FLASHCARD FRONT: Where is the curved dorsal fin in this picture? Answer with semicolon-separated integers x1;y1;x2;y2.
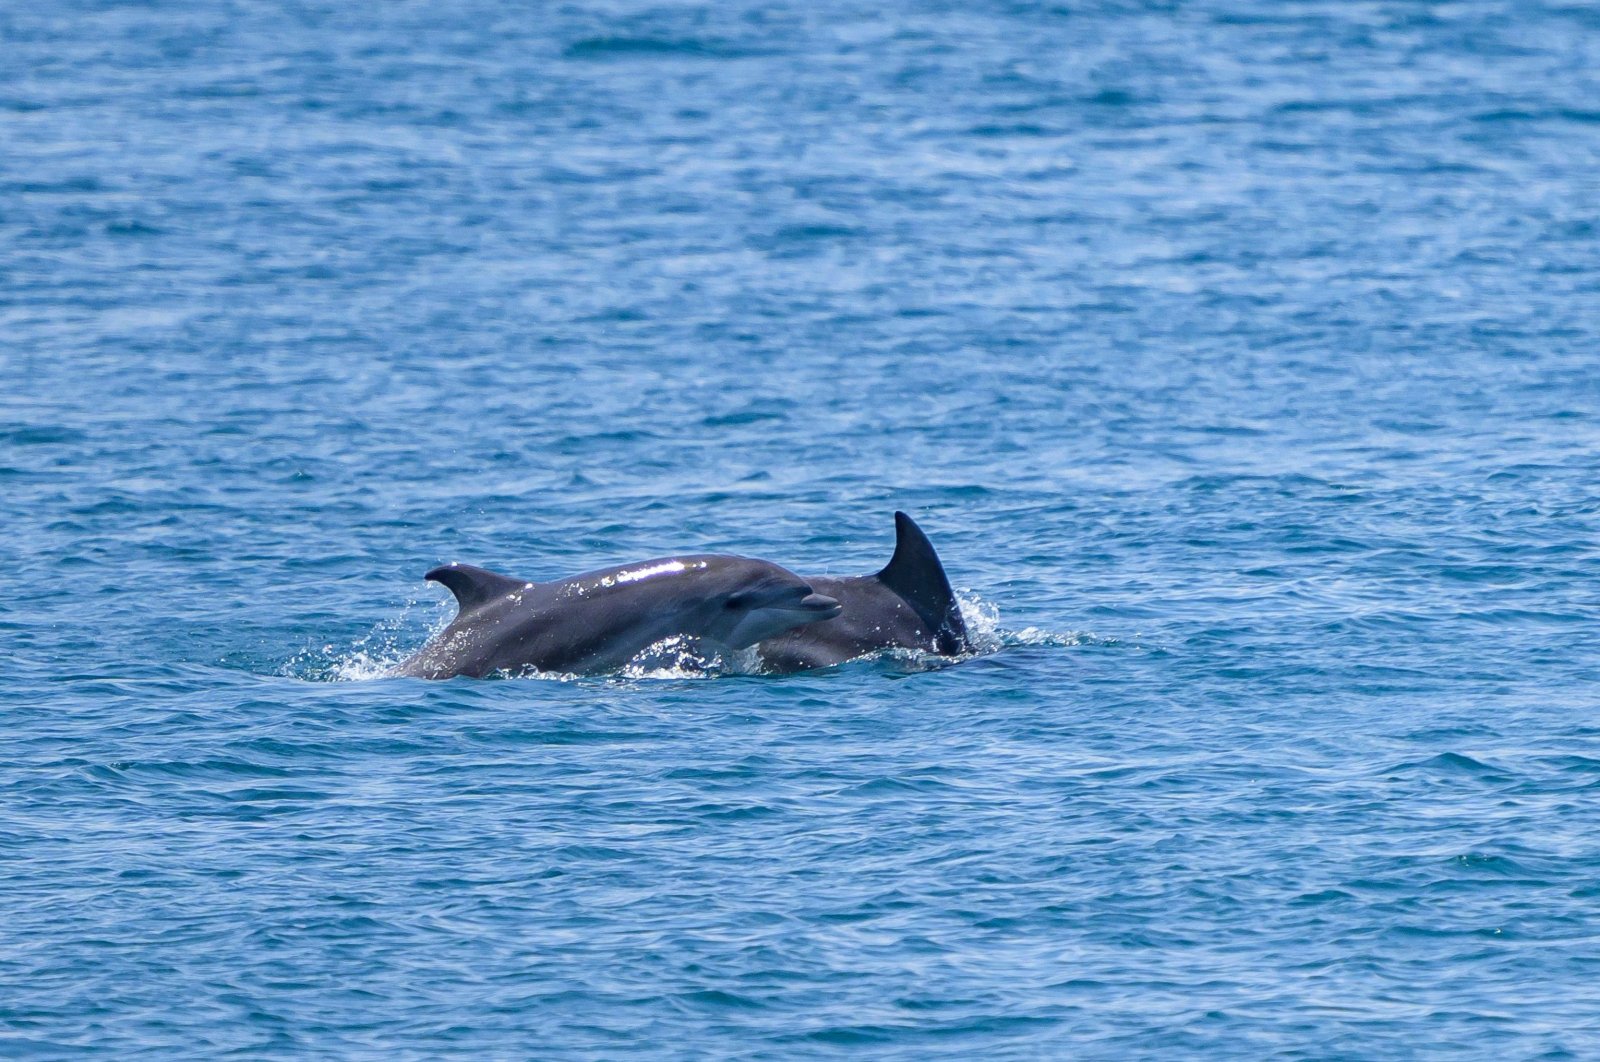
876;511;969;650
425;563;528;614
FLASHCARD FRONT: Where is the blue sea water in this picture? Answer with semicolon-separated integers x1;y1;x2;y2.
6;0;1600;1055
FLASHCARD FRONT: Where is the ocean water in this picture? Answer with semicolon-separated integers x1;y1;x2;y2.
6;0;1600;1055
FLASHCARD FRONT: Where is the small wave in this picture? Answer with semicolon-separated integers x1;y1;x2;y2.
1377;751;1517;784
562;37;770;61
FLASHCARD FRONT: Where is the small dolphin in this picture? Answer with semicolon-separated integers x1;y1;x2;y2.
755;512;972;672
395;555;842;679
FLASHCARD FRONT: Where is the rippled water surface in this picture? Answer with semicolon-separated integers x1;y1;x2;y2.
7;1;1600;1056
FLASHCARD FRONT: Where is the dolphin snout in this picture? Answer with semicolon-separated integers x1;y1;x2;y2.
799;592;842;619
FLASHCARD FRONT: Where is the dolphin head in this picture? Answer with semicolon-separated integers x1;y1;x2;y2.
696;557;842;650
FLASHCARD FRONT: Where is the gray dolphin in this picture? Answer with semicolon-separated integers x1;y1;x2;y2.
395;555;843;679
755;512;972;672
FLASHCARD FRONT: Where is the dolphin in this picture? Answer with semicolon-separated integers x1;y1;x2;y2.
394;555;843;679
755;512;972;672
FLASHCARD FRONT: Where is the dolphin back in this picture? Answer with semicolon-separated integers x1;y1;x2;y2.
875;512;969;654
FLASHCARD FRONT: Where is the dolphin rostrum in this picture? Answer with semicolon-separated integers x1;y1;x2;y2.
755;511;972;672
394;554;843;679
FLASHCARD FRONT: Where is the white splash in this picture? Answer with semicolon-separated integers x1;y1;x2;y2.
956;590;1004;654
285;594;454;682
618;635;761;680
955;591;1095;651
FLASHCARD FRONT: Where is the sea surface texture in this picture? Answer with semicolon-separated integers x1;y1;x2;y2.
6;1;1600;1057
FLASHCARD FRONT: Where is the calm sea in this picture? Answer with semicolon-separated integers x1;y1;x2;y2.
6;1;1600;1056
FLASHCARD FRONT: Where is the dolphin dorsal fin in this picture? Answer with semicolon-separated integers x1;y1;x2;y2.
876;512;969;649
425;563;529;614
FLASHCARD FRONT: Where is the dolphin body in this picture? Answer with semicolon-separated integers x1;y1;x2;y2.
755;512;972;672
395;555;843;679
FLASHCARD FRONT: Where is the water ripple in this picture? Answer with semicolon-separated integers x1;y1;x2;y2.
7;0;1600;1056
